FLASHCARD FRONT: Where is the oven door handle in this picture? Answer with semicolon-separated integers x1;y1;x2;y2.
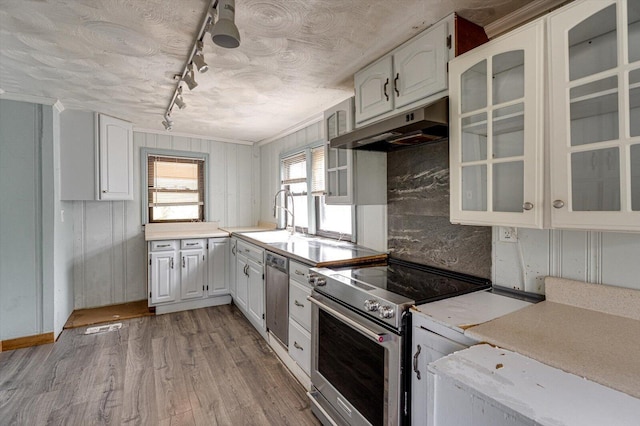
307;295;389;343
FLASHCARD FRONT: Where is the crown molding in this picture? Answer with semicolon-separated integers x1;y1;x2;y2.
133;127;254;146
258;112;324;147
0;91;65;109
484;0;570;39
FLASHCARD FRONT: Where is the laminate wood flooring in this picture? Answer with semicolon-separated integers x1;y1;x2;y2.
0;304;320;426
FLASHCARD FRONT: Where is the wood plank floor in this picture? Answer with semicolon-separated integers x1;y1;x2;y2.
0;304;320;425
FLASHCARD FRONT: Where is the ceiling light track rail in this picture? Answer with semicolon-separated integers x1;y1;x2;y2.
163;0;240;131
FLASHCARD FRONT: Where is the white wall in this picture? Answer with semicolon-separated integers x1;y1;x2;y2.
259;119;387;251
72;131;260;309
0;99;73;340
492;227;640;293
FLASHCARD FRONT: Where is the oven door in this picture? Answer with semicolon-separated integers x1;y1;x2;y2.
308;291;402;426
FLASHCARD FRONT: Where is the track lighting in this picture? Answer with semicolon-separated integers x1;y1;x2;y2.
175;86;186;110
183;64;198;90
211;0;240;49
162;114;173;131
192;41;208;73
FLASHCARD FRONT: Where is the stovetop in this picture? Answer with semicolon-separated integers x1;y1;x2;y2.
310;258;491;331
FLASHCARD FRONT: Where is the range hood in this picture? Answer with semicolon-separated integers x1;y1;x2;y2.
330;97;448;151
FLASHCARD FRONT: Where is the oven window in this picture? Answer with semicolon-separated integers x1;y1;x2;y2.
318;310;385;426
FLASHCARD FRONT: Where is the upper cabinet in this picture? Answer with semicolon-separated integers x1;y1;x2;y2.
449;20;545;228
60;110;133;201
97;114;133;200
354;14;488;127
548;0;640;232
323;97;387;205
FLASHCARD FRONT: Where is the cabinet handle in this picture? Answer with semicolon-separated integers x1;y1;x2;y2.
170;258;174;269
522;202;534;211
186;242;198;246
244;248;250;253
294;300;304;307
394;73;400;96
156;244;170;248
553;200;565;209
232;245;236;255
383;78;389;101
293;341;303;350
413;344;421;380
102;190;108;193
182;257;185;268
294;270;305;276
244;264;249;276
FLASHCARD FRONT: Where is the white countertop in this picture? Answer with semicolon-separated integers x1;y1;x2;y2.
145;222;228;241
412;290;532;334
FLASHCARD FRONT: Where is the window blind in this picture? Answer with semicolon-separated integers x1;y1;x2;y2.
281;151;307;185
311;146;325;195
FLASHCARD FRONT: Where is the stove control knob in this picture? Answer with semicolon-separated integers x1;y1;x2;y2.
307;274;317;285
364;299;380;311
315;278;326;286
379;306;395;319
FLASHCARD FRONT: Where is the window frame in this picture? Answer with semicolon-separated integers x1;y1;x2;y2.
279;143;355;241
140;148;209;224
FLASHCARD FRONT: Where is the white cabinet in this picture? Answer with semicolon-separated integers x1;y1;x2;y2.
228;238;237;298
149;249;178;305
148;237;230;313
449;20;545;228
97;114;133;200
354;14;487;127
323;97;388;205
288;260;312;376
234;240;265;332
548;0;640;232
411;325;468;426
60;110;133;201
208;238;228;296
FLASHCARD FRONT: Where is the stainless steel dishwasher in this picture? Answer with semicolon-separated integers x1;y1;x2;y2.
265;251;289;346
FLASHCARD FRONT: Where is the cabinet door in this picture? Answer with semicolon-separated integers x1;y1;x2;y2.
235;255;248;310
354;56;394;124
229;239;237;298
411;326;467;426
449;20;545;228
149;251;178;304
325;146;353;204
208;238;229;296
246;257;265;331
549;0;640;231
98;114;133;201
393;21;448;109
180;249;205;300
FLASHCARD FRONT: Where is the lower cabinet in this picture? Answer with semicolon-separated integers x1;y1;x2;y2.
288;261;312;377
148;237;230;314
233;240;266;334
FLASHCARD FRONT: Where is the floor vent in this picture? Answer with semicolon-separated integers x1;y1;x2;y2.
84;323;122;335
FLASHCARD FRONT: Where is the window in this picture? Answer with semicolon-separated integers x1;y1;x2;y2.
143;150;208;223
280;145;353;239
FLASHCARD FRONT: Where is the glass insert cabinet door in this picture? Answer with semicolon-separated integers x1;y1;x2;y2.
324;97;354;205
549;0;640;231
449;20;544;228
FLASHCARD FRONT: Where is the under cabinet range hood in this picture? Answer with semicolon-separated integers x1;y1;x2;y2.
330;97;449;151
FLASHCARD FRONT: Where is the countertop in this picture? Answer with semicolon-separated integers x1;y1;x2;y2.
234;230;387;267
466;277;640;400
145;222;228;241
412;290;532;334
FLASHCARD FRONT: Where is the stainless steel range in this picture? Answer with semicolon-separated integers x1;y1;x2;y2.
306;258;490;426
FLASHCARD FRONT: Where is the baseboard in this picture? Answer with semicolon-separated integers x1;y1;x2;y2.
154;295;232;315
1;332;54;352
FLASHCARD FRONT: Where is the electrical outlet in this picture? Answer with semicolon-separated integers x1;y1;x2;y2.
499;226;518;243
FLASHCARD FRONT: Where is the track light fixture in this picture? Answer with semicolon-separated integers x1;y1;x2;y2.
183;64;198;90
162;0;242;130
162;113;173;131
211;0;240;49
192;41;208;73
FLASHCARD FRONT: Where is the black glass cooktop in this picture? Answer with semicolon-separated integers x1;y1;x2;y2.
334;258;491;304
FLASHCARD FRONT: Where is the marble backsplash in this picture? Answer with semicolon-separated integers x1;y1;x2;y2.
387;140;492;279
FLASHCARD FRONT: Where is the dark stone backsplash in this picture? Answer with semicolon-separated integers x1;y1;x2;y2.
387;140;492;279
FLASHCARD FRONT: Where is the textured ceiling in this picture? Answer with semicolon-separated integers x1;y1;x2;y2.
0;0;533;143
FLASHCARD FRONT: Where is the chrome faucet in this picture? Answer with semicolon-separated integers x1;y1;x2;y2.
273;188;295;235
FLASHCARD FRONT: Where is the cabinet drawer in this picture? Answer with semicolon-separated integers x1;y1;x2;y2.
237;241;263;264
289;260;311;285
289;280;312;331
289;319;311;375
150;240;177;251
181;239;206;250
